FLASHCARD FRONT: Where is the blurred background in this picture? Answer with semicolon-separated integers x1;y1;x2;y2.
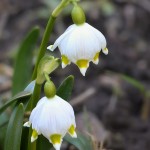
0;0;150;150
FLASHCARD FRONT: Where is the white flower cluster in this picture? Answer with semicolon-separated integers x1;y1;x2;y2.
48;23;108;76
24;96;76;150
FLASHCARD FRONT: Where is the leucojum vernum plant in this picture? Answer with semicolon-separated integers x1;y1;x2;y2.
0;0;108;150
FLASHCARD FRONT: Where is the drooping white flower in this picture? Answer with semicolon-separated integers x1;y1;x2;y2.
47;23;108;76
24;95;77;150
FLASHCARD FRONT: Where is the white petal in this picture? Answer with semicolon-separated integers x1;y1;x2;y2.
69;131;77;138
53;143;61;150
79;68;87;76
29;98;47;132
29;95;76;141
47;24;75;51
59;24;101;63
61;61;70;69
36;96;74;139
47;45;53;51
102;47;108;55
23;121;31;127
86;23;107;49
62;62;67;68
72;132;77;138
31;136;37;143
93;59;99;65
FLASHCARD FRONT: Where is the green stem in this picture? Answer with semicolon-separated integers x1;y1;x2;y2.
30;83;42;109
32;16;56;80
44;72;50;82
52;0;71;17
27;130;36;150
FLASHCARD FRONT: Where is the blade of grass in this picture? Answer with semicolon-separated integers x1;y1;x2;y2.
64;132;93;150
121;74;145;93
57;75;74;101
4;103;24;150
12;27;39;95
0;91;31;115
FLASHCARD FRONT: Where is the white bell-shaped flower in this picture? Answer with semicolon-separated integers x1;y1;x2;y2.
24;95;77;150
47;23;108;76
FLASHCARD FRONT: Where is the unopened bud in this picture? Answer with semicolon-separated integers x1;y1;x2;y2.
44;81;56;98
71;4;86;25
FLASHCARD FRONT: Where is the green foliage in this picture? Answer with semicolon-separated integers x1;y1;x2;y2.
4;103;24;150
57;75;74;101
1;1;100;150
0;114;8;150
0;91;31;115
36;56;60;84
121;74;145;93
20;128;29;150
36;135;52;150
64;132;93;150
12;27;40;95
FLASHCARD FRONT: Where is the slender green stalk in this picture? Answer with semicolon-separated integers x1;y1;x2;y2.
30;83;42;109
44;72;50;82
52;0;71;17
32;16;56;80
27;129;36;150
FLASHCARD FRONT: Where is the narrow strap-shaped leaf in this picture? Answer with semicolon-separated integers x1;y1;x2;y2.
57;75;74;101
4;103;24;150
20;128;29;150
36;135;53;150
121;74;145;93
64;132;93;150
0;91;31;115
12;27;40;95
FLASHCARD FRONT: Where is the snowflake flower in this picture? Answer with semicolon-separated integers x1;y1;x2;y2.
47;23;108;76
24;96;76;150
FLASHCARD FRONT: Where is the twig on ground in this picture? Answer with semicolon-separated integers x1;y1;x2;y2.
70;87;96;106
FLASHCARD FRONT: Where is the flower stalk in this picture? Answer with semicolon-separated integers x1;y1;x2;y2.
32;16;56;80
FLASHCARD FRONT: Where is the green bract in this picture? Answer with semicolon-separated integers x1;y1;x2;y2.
36;56;60;84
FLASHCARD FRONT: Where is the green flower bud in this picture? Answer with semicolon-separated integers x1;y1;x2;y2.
44;81;56;98
36;56;60;84
71;4;86;25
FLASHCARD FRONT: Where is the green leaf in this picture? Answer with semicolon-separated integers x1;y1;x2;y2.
0;113;8;149
12;27;40;95
36;135;52;150
0;112;9;127
120;74;145;93
20;128;29;150
24;80;35;93
0;123;7;150
4;103;24;150
0;91;31;115
64;132;93;150
57;75;74;101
